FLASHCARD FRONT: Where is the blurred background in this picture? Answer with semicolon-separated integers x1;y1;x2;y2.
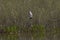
0;0;60;40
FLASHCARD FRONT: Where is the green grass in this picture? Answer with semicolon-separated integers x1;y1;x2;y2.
0;25;45;40
5;25;19;32
0;25;19;40
0;25;60;40
31;25;45;39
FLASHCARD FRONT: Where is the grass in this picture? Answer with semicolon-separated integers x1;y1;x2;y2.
0;25;45;40
0;25;19;40
0;25;60;40
31;25;45;39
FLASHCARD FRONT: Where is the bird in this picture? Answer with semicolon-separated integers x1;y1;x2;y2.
29;11;33;19
27;11;33;28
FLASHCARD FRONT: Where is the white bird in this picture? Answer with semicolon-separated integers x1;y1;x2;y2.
29;11;33;19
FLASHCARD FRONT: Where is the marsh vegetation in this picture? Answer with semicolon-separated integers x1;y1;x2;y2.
0;0;60;40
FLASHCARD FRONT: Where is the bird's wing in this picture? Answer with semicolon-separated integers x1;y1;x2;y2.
29;11;33;17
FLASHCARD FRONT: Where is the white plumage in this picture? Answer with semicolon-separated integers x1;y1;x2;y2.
29;11;33;19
